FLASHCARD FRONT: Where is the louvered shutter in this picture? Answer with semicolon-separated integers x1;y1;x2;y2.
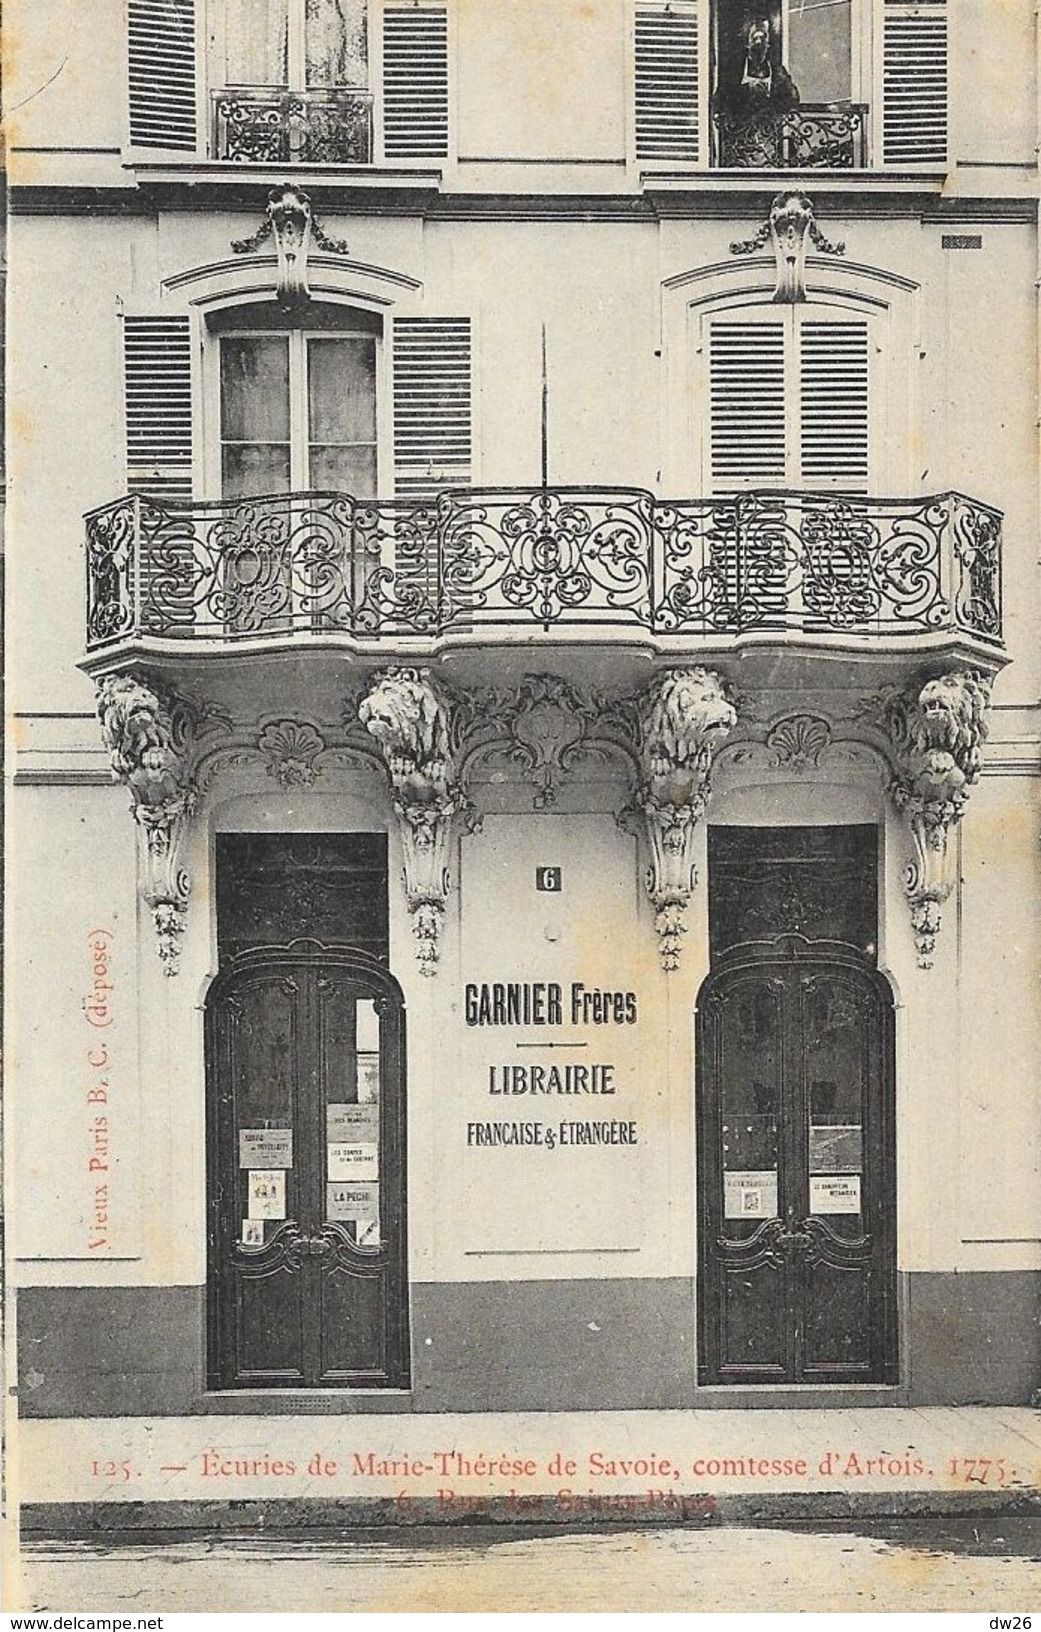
392;317;472;500
882;1;948;167
127;0;198;152
798;319;869;487
634;0;702;165
707;317;787;622
382;6;449;160
709;318;787;485
124;316;194;502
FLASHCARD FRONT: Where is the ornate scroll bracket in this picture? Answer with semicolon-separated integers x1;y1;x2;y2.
633;668;737;971
879;671;992;968
231;184;349;308
96;674;199;976
357;668;472;977
731;190;845;302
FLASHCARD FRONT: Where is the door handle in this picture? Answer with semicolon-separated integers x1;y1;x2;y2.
305;1232;330;1257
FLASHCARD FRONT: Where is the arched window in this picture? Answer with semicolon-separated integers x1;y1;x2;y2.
698;299;879;494
207;301;382;499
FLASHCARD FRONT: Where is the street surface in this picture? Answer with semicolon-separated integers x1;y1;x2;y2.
13;1520;1041;1613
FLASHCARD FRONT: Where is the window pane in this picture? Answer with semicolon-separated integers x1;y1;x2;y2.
804;976;865;1225
306;0;368;86
309;445;376;496
787;0;852;105
308;337;376;443
325;998;381;1247
221;337;290;441
720;978;781;1226
222;444;292;498
225;0;289;84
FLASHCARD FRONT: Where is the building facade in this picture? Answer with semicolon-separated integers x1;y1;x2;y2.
8;0;1041;1426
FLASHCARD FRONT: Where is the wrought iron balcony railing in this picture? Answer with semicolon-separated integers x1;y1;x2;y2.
713;104;868;169
213;86;374;165
85;487;1002;653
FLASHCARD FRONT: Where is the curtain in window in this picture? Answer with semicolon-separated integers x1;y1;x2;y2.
307;337;377;495
306;0;367;87
225;0;289;85
220;336;291;497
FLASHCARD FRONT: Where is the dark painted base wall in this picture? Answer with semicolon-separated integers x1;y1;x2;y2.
16;1273;1041;1418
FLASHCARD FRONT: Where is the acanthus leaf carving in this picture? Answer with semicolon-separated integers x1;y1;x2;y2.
879;669;992;968
457;673;612;809
96;673;199;976
357;667;471;977
635;668;737;971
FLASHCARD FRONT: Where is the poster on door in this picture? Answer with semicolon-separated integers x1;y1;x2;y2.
327;1181;380;1245
327;1103;378;1141
247;1170;286;1220
238;1128;293;1169
724;1169;778;1219
327;1103;379;1180
809;1174;861;1214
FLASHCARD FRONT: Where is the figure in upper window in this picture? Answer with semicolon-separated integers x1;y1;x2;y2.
713;0;866;170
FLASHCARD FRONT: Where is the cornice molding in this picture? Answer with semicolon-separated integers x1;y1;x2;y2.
11;182;1037;224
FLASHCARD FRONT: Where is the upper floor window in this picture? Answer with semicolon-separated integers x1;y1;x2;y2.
214;0;373;162
713;0;864;167
634;0;948;172
126;0;450;165
220;0;368;90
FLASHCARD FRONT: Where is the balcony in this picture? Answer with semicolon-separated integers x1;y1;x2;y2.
713;105;869;169
84;487;1002;668
212;86;374;165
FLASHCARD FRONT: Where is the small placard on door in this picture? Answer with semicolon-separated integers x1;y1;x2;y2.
810;1174;861;1214
328;1143;379;1181
724;1170;778;1220
239;1128;293;1169
327;1103;379;1141
247;1170;286;1220
327;1182;380;1245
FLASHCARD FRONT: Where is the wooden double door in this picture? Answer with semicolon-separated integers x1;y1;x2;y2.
697;937;896;1386
206;941;408;1389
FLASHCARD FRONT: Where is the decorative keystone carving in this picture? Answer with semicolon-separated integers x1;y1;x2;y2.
731;190;844;302
636;669;737;971
96;674;198;976
231;183;349;307
358;667;469;977
880;671;992;968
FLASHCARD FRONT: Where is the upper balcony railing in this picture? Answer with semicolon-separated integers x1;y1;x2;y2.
212;86;374;166
84;487;1003;655
713;105;869;170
